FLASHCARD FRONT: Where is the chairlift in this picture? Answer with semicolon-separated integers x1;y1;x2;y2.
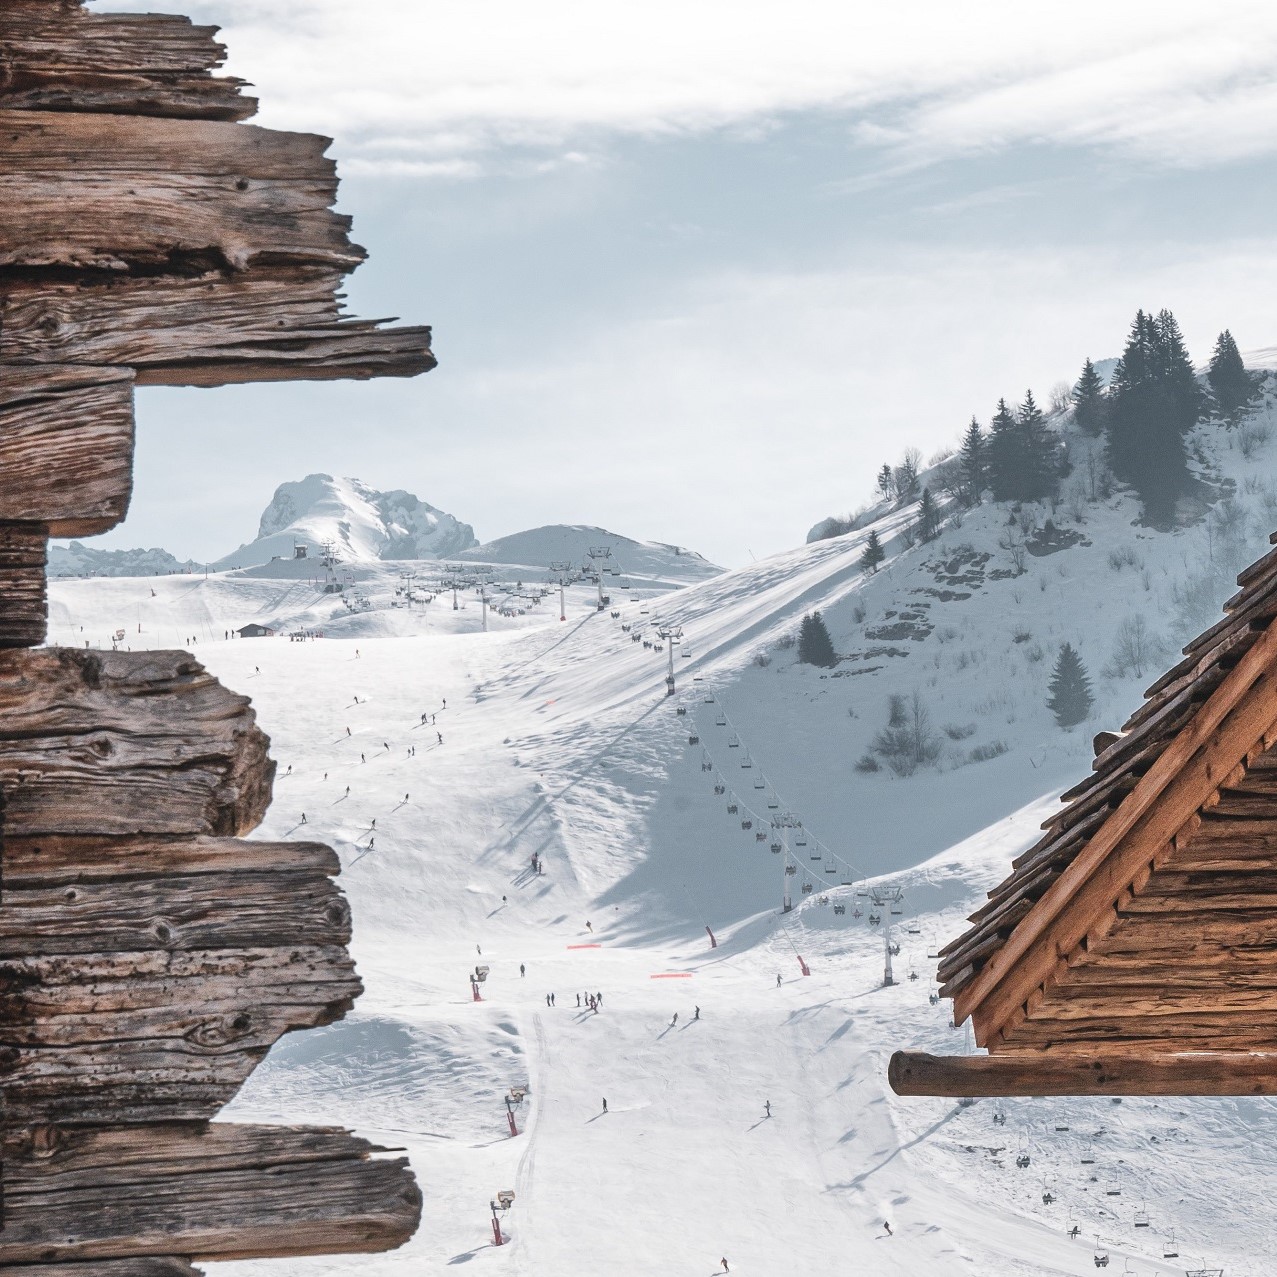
755;830;768;843
785;864;797;875
1066;1220;1080;1239
767;794;779;809
1053;1124;1069;1132
714;783;726;795
729;734;741;748
741;753;753;769
1080;1142;1095;1165
1093;1238;1109;1268
868;912;881;925
809;850;822;861
992;1108;1006;1126
840;874;852;886
888;941;900;955
1104;1181;1121;1197
1133;1202;1149;1228
676;705;686;716
1015;1153;1031;1169
741;819;752;830
801;883;813;895
715;712;727;727
688;734;700;745
928;990;939;1004
907;968;918;981
1041;1177;1054;1205
824;863;836;875
890;904;903;915
833;903;846;915
852;906;863;919
703;693;715;703
795;832;808;848
770;841;782;854
753;775;765;790
1161;1230;1178;1258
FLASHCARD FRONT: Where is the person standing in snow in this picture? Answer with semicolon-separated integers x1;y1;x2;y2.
550;993;555;1006
576;993;581;1007
545;994;551;1007
883;1221;892;1236
671;1012;678;1026
694;1006;699;1020
602;1098;608;1113
764;1100;771;1118
585;921;593;933
437;732;443;745
776;973;782;988
520;964;525;978
596;992;602;1007
721;1259;730;1272
442;698;447;709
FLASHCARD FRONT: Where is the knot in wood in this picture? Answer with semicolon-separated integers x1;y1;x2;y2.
30;1124;62;1159
187;1012;253;1049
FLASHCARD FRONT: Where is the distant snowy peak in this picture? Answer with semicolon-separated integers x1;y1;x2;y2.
456;524;721;581
49;542;195;578
219;474;478;569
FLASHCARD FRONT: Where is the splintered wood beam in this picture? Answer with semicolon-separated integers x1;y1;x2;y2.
889;1049;1277;1096
0;364;134;535
1;274;435;385
0;521;48;647
0;649;273;836
0;5;255;122
0;111;362;274
0;1123;422;1263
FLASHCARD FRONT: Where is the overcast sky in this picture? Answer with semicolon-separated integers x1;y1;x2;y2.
92;0;1277;567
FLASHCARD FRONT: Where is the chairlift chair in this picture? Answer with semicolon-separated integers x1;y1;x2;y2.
890;905;903;915
1161;1230;1178;1258
840;874;852;886
729;734;741;748
753;773;765;789
809;850;821;861
770;841;782;854
688;733;700;745
1092;1238;1109;1268
1104;1181;1121;1196
755;830;767;843
795;832;808;848
715;712;727;727
785;864;797;875
741;753;752;769
1133;1202;1149;1228
767;795;779;809
853;906;863;919
727;801;738;814
824;863;836;875
676;705;686;716
741;819;752;830
801;883;812;895
1080;1142;1095;1165
703;693;715;703
992;1108;1006;1126
868;912;881;925
833;903;846;915
1041;1177;1054;1205
888;941;900;955
714;783;726;795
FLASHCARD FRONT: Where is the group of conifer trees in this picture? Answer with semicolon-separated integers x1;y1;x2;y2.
883;310;1260;528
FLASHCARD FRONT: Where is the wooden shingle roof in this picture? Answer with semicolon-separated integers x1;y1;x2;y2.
891;531;1277;1096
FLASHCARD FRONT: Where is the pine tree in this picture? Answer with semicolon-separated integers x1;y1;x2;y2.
987;392;1057;502
959;416;984;505
1073;358;1106;436
986;398;1019;501
1207;329;1256;423
797;611;837;668
894;451;919;502
1106;308;1200;524
915;487;940;541
859;527;885;573
877;464;894;501
1046;642;1094;728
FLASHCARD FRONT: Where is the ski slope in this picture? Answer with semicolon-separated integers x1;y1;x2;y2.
49;517;1263;1276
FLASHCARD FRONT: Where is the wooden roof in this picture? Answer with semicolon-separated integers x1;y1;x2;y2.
892;530;1277;1096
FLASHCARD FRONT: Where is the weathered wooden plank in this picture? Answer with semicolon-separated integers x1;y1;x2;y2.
3;1263;203;1277
0;1123;421;1263
0;946;358;1123
889;1049;1277;1096
0;364;134;535
957;626;1277;1039
0;110;333;179
0;267;435;385
0;649;272;836
0;5;254;121
5;833;340;886
0;520;48;647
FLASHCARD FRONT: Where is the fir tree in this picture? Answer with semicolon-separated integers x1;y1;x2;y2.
959;416;984;505
987;391;1057;502
985;397;1019;501
797;611;838;668
1106;308;1201;524
1072;358;1106;436
859;527;885;573
1207;329;1256;423
915;487;941;541
877;464;894;501
1046;642;1094;728
894;451;919;502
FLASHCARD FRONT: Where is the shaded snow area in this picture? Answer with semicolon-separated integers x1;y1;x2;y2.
48;428;1277;1273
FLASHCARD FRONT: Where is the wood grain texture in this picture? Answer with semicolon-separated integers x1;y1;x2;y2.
0;1123;421;1263
0;648;272;836
0;272;435;385
3;1263;203;1277
0;364;134;534
0;520;48;647
889;1049;1277;1097
0;4;254;121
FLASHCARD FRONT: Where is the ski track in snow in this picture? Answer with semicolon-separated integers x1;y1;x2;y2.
47;478;1275;1276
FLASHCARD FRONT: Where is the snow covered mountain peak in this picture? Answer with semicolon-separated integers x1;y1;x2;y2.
219;474;478;570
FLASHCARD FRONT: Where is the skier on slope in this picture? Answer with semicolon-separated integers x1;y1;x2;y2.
602;1098;607;1113
671;1012;678;1026
437;732;443;745
764;1100;771;1118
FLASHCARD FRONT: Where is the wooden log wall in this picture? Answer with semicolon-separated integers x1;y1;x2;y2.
0;0;431;1266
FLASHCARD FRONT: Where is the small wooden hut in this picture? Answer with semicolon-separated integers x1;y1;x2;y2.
0;0;429;1266
892;530;1277;1097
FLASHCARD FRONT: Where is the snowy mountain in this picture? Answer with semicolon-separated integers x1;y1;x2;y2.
48;541;196;578
214;474;479;570
457;523;721;582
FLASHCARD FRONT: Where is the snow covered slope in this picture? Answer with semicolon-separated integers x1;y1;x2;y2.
213;474;479;570
457;523;721;583
48;461;1266;1273
47;541;194;578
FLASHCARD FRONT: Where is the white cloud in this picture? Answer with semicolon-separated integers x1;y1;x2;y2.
154;0;1277;169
